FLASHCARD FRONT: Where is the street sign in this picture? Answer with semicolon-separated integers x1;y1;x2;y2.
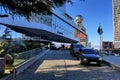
97;26;103;35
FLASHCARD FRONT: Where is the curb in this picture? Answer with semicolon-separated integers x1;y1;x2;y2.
103;59;120;71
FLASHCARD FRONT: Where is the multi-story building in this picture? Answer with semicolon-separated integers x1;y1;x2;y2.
74;15;87;47
113;0;120;48
102;41;114;50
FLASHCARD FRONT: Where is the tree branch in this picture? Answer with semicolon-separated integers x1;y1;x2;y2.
0;14;8;17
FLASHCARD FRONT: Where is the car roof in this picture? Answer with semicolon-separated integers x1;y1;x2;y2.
72;43;83;46
81;48;95;50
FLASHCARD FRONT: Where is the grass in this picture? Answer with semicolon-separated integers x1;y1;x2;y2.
5;59;26;74
0;59;26;78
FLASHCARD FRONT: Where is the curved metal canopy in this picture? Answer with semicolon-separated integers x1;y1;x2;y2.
0;18;78;43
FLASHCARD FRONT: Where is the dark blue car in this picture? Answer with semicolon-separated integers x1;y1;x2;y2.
70;43;84;57
79;48;102;66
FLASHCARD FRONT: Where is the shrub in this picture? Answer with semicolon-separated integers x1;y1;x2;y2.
6;54;14;65
112;49;120;55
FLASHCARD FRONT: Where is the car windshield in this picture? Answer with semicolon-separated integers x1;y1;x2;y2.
83;49;97;54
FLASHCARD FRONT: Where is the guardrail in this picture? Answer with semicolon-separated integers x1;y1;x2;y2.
14;48;42;60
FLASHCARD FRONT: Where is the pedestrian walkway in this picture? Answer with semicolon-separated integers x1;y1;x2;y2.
103;53;120;70
14;50;71;80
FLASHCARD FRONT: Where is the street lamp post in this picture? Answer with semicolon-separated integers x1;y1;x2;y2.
100;34;102;57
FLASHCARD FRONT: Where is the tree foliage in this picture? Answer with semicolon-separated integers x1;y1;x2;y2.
0;41;8;57
0;0;72;19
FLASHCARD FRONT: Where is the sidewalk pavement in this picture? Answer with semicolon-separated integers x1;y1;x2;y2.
103;53;120;71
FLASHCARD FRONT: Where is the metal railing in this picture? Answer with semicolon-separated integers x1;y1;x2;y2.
14;48;44;60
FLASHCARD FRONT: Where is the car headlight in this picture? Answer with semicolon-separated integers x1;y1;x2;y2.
99;57;102;60
83;58;87;61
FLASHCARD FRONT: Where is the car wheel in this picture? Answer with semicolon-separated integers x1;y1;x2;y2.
77;56;80;60
97;62;101;66
80;59;84;65
72;53;76;57
87;61;90;65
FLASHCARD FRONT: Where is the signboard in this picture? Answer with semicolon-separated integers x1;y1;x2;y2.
97;26;103;35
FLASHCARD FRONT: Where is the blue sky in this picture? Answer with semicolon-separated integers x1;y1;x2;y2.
66;0;113;48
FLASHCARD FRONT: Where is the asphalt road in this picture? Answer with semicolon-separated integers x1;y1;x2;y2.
15;50;120;80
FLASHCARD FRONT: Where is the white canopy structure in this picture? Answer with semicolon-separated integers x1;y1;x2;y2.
0;17;78;43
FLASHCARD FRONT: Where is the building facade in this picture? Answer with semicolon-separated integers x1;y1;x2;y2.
29;5;87;46
113;0;120;48
0;4;87;46
74;15;87;47
102;41;114;50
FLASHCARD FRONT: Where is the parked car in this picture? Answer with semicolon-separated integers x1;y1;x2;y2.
102;51;109;55
70;43;84;57
79;48;102;66
109;52;119;56
103;51;119;56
